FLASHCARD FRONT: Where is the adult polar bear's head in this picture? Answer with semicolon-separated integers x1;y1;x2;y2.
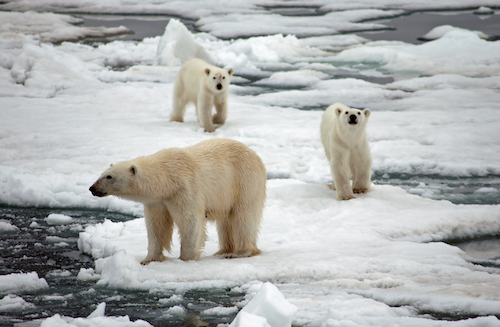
205;66;234;92
89;161;137;198
335;103;371;128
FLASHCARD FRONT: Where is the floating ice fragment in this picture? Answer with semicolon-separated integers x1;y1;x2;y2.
45;213;73;225
474;6;494;15
88;302;106;318
420;25;488;41
0;219;18;232
0;272;49;294
0;294;35;313
230;282;297;327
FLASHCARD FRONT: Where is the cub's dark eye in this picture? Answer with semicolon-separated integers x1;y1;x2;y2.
213;77;216;79
106;175;112;179
345;112;349;114
223;76;225;79
357;112;361;115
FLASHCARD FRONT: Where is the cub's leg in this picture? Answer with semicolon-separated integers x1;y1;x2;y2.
212;98;228;125
351;149;372;194
331;153;355;201
197;93;215;133
170;82;188;122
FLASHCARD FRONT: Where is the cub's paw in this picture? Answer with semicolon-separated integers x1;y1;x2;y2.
212;115;225;125
336;193;355;201
353;187;370;194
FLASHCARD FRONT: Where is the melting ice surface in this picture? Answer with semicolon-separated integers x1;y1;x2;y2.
1;0;500;326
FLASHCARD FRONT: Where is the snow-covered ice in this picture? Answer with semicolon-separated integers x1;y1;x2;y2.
1;1;500;326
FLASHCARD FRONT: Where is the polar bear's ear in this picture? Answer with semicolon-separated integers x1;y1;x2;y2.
363;108;371;118
205;68;211;75
130;165;137;175
335;107;343;117
228;68;234;75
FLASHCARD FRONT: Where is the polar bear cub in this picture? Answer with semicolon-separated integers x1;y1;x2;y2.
89;139;266;264
170;59;234;133
320;102;372;200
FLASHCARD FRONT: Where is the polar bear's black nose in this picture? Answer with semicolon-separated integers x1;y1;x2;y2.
217;83;222;90
349;114;358;124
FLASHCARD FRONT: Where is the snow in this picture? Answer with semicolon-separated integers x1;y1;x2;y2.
0;2;499;327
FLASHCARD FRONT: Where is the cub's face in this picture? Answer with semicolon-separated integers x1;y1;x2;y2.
336;106;371;128
205;67;234;93
89;161;136;198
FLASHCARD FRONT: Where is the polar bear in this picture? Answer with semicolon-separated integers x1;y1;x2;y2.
89;139;266;264
170;59;234;133
320;102;372;201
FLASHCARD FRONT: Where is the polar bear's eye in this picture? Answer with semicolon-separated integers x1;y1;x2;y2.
213;77;216;79
106;175;112;179
345;112;349;115
357;112;361;115
223;76;225;79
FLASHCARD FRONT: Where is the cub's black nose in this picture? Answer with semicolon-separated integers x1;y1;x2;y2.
349;114;357;124
89;186;96;195
217;83;222;90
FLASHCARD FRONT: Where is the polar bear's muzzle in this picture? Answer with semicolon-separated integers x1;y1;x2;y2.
348;114;358;125
217;83;222;90
89;184;107;197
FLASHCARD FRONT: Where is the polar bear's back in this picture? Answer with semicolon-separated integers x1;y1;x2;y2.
186;138;266;210
186;138;265;176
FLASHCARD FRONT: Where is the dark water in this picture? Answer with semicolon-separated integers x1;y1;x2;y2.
2;8;500;327
0;207;243;327
358;10;500;43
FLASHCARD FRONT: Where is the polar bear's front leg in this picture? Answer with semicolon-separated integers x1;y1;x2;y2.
141;203;174;265
331;153;355;201
197;93;215;133
213;97;228;125
171;83;187;122
351;147;372;194
352;167;371;194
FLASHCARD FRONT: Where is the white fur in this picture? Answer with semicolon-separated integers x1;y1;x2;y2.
320;102;372;200
170;59;234;133
89;139;266;264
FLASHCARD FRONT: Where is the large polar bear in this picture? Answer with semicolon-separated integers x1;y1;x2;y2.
89;139;266;264
170;59;234;133
320;102;372;201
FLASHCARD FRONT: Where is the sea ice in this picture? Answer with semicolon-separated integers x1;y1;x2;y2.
0;3;499;327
